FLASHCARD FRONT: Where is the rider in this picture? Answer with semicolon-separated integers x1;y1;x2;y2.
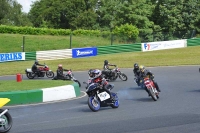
133;63;140;86
53;64;69;80
103;60;116;79
90;69;115;100
139;65;161;93
31;60;45;75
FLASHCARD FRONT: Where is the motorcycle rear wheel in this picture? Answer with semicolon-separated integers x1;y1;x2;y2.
0;109;12;133
26;72;35;79
88;96;100;112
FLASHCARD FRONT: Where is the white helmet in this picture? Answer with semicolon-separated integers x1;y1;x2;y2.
93;69;102;79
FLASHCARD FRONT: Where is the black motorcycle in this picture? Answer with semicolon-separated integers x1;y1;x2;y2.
102;66;128;81
83;82;119;112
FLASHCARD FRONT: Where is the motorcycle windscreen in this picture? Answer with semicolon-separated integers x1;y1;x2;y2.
86;83;98;92
0;98;10;107
97;91;110;101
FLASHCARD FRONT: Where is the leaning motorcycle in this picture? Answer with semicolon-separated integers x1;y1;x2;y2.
83;82;119;112
0;98;12;133
102;66;128;81
143;77;159;101
25;64;54;79
64;69;81;87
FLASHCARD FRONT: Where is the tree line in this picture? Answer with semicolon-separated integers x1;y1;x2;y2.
1;0;200;40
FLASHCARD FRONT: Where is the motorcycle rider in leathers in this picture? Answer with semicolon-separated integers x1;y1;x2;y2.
89;69;115;100
133;63;140;86
139;65;161;95
53;64;69;80
31;60;45;76
103;60;116;79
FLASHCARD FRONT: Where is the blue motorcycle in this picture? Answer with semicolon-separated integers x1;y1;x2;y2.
83;82;119;112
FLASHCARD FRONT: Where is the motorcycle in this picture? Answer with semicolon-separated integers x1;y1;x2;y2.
83;81;119;112
102;66;128;81
143;77;159;101
0;98;12;133
25;64;54;79
64;69;81;87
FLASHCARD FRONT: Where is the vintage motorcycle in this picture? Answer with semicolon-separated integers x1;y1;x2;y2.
102;66;128;81
143;77;159;101
52;69;81;87
25;64;54;79
0;98;12;133
83;81;119;112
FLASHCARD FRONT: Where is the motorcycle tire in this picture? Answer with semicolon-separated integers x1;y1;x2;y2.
46;71;54;78
119;73;128;81
110;93;119;108
26;72;35;79
74;80;81;87
0;109;12;133
88;96;100;112
149;88;157;101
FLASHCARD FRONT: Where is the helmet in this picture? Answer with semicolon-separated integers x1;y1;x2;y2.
139;65;145;72
134;63;139;69
88;69;94;78
104;60;108;65
93;69;102;79
58;64;63;69
35;60;39;65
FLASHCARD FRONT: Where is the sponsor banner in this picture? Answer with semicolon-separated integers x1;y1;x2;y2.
0;52;25;62
142;40;186;52
72;47;97;58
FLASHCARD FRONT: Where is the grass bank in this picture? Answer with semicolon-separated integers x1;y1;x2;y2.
0;46;199;76
0;80;73;92
0;33;119;53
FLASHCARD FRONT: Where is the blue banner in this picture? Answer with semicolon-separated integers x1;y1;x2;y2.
0;52;25;62
72;47;97;58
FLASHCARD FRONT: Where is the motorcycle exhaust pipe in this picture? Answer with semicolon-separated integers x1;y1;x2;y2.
0;109;9;117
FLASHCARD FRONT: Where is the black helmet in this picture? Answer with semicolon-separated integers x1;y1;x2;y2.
88;69;94;78
104;60;108;65
35;60;39;65
134;63;139;69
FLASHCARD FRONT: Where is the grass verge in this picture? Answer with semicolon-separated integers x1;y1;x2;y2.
0;80;73;92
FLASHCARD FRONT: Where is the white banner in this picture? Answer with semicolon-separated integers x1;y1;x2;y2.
0;52;25;62
141;40;186;52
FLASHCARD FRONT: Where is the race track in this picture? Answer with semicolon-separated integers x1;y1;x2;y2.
2;65;200;133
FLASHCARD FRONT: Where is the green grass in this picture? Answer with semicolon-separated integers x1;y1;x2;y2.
0;80;73;92
0;33;119;53
0;45;199;76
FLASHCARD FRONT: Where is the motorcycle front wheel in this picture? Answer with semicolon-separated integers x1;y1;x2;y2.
88;96;100;112
119;73;128;81
46;71;54;78
0;109;12;133
149;88;157;101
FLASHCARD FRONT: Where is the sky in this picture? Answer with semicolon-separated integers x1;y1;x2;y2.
16;0;37;13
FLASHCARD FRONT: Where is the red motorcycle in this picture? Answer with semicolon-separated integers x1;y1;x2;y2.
25;64;54;79
143;77;159;101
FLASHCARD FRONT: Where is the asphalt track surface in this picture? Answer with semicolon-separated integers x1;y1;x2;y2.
1;65;200;133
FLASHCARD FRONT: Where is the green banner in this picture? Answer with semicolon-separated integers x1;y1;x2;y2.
97;43;141;55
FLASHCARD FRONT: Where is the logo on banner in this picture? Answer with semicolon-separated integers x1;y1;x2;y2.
0;52;23;62
144;43;151;50
76;50;93;56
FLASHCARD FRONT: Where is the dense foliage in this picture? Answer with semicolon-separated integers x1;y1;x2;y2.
0;0;199;41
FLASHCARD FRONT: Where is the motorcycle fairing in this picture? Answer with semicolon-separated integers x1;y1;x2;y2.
97;91;110;101
26;68;32;72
